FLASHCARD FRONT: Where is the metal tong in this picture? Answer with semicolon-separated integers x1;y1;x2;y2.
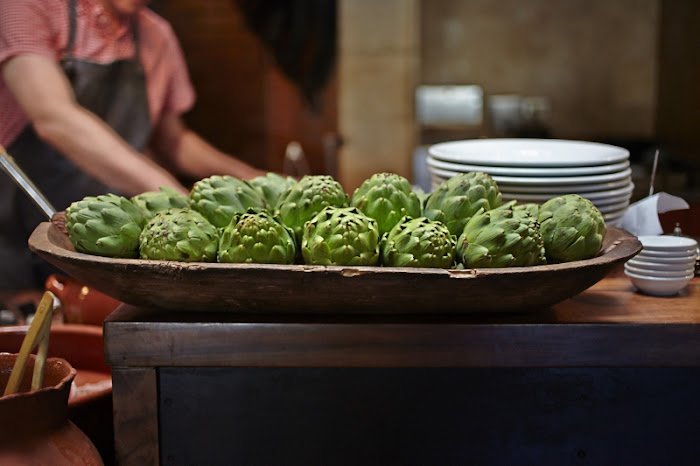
0;143;56;219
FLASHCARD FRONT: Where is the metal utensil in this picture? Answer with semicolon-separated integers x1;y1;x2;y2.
648;149;660;197
0;143;56;219
283;141;311;177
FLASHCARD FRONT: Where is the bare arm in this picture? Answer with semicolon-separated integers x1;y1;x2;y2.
150;112;268;181
2;54;189;196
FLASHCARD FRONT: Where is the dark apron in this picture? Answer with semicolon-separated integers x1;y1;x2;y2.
0;0;151;289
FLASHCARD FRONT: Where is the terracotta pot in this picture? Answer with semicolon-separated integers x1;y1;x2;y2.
45;274;121;326
0;325;114;462
0;352;104;465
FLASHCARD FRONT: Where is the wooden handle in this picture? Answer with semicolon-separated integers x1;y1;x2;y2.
3;291;56;396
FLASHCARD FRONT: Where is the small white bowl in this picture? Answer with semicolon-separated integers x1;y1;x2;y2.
624;269;694;296
636;248;697;258
633;251;698;263
627;258;696;272
624;263;695;278
638;235;698;252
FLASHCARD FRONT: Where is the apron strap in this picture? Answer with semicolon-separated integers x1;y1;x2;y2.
65;0;77;57
63;0;140;59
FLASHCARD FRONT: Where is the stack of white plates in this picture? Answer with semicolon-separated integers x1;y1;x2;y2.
624;236;698;296
427;139;634;227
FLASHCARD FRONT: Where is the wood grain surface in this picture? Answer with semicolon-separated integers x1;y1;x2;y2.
102;270;699;368
28;222;641;314
111;368;159;466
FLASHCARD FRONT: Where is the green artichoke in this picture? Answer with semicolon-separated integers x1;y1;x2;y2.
65;193;146;258
413;187;429;211
423;171;502;236
350;172;422;236
189;175;266;228
139;208;219;262
131;186;189;220
537;194;607;263
380;216;455;268
495;200;541;218
275;175;349;243
456;208;546;268
218;209;296;264
249;172;298;209
513;202;540;219
301;206;380;266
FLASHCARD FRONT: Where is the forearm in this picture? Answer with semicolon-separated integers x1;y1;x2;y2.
173;129;267;181
35;107;187;196
3;54;188;197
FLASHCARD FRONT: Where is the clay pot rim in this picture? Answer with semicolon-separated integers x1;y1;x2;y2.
0;352;77;401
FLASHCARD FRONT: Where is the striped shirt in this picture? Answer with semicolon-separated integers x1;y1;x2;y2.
0;0;195;147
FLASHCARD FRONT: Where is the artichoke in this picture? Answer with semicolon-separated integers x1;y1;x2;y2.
513;202;540;219
413;187;429;210
423;171;502;236
139;208;219;262
456;208;546;268
65;193;146;258
189;175;266;228
537;194;606;263
380;216;455;268
301;206;380;266
218;209;296;264
350;172;422;236
275;175;349;243
249;172;298;209
131;186;189;220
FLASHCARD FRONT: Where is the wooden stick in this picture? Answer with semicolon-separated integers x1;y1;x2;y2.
3;292;56;396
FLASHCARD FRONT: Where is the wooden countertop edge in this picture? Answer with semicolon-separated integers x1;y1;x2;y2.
103;319;700;368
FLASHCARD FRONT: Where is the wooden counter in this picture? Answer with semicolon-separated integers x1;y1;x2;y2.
104;269;700;465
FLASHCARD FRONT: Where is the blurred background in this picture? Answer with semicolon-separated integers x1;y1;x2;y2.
150;0;698;217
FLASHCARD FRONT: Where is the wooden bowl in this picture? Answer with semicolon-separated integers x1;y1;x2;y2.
28;222;641;314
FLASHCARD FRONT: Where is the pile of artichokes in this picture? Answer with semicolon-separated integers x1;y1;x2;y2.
64;171;606;268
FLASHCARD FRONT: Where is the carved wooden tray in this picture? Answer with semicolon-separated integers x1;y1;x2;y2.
28;222;641;314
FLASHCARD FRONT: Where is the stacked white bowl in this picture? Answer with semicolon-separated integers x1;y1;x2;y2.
427;138;633;227
624;235;698;296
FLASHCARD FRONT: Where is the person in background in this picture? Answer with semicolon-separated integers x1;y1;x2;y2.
0;0;268;289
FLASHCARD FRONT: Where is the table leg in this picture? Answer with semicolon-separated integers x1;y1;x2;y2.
112;367;159;465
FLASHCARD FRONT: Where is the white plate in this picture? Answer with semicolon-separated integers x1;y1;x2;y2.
498;178;633;194
498;196;628;213
426;156;630;177
430;172;633;194
590;192;633;207
501;183;634;202
428;138;630;167
627;257;696;272
429;166;632;187
501;191;631;206
638;235;698;251
606;217;624;228
624;263;695;278
492;168;633;187
633;252;697;263
603;207;627;223
636;247;698;258
597;200;630;214
624;270;693;296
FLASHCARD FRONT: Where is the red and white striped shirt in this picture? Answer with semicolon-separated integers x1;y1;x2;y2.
0;0;195;147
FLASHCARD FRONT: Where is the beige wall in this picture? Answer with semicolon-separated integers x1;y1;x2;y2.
337;0;420;193
421;0;659;140
337;0;660;191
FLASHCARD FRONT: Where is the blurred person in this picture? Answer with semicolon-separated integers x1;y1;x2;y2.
0;0;268;289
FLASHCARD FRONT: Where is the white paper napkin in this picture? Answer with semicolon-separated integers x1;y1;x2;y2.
620;192;690;236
